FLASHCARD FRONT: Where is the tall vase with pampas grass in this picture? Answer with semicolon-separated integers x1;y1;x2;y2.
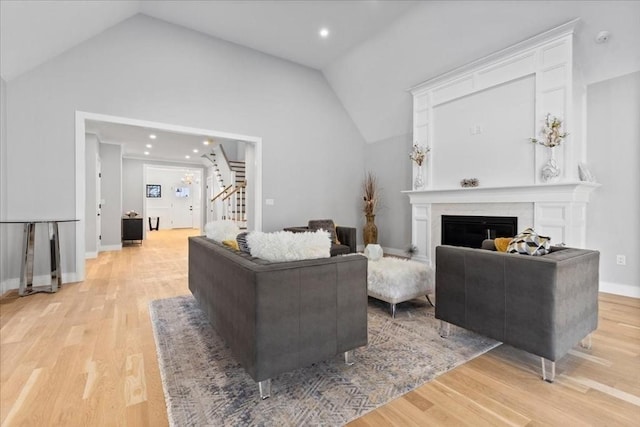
363;172;379;245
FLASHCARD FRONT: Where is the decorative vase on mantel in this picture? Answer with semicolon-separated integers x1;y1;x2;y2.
541;147;561;183
363;214;378;245
414;165;425;190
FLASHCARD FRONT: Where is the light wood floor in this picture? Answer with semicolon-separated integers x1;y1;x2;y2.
1;230;638;426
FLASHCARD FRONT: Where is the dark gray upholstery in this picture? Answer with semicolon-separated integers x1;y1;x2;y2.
435;245;599;362
283;224;357;256
188;236;368;387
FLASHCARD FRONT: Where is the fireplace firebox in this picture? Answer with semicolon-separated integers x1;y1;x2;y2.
441;215;517;248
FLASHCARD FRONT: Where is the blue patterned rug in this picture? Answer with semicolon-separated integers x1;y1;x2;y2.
150;295;499;426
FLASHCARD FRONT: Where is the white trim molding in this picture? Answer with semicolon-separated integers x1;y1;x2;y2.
599;282;640;299
75;110;263;283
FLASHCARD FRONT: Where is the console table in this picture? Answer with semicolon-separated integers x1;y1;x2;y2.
0;219;78;296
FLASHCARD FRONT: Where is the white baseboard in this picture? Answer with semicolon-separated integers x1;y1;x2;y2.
1;272;80;295
381;246;407;258
599;281;640;299
99;244;122;252
85;251;98;259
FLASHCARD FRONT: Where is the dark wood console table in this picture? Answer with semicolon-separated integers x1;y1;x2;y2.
0;219;79;296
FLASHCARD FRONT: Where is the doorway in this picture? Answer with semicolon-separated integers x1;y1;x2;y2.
75;111;263;282
144;165;203;231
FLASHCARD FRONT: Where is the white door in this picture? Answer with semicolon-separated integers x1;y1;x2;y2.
171;183;193;228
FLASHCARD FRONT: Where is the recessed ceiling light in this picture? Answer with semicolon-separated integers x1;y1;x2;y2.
185;155;191;159
193;149;199;153
144;151;150;155
146;143;153;148
319;28;329;38
203;140;210;145
149;134;157;139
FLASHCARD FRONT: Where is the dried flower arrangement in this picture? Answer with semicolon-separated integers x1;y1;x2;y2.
363;172;379;216
409;144;431;166
530;114;568;148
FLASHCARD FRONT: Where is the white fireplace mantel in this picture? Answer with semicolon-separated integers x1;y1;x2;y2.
402;182;600;205
403;182;600;265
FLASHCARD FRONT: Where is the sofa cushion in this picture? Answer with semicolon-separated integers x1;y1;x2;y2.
308;219;340;244
507;228;550;256
330;244;351;256
247;230;331;262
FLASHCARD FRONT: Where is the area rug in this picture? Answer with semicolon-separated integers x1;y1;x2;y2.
150;295;500;426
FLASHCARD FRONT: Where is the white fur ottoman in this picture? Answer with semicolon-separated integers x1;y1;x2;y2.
367;257;434;318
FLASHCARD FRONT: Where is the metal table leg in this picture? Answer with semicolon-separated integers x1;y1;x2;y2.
19;221;61;296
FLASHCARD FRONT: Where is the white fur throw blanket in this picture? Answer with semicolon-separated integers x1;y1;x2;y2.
204;220;240;243
368;257;433;300
247;230;331;262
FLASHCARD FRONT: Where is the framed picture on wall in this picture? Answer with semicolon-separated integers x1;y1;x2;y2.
146;184;161;198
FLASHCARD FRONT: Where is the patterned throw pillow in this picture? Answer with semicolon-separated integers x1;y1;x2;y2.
308;219;340;244
507;228;551;256
236;232;250;253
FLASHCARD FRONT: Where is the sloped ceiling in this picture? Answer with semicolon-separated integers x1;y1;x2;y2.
1;1;638;147
323;1;640;143
0;0;418;81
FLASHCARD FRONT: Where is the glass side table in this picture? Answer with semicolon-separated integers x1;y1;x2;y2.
0;219;78;296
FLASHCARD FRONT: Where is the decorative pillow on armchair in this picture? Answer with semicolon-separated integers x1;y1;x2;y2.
308;219;340;244
507;228;551;256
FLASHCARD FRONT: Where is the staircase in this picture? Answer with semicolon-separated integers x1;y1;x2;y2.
205;146;247;229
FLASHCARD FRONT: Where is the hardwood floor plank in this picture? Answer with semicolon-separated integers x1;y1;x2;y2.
1;229;638;426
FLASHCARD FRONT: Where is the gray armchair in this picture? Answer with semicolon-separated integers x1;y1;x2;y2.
435;244;600;382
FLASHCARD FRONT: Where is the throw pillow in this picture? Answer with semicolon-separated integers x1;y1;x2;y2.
222;239;239;251
507;228;550;256
247;230;331;262
308;219;340;244
236;232;250;253
495;237;512;252
205;220;240;243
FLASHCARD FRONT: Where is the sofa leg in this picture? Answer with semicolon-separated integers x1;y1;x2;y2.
391;303;396;318
344;350;355;366
580;334;592;350
258;379;271;399
541;358;555;383
439;320;450;338
426;295;435;307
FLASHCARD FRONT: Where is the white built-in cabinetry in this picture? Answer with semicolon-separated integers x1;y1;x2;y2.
404;19;599;265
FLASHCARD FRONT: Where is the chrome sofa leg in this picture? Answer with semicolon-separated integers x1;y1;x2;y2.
258;379;271;399
344;350;355;366
580;334;592;350
391;303;396;318
439;320;450;338
426;295;435;307
541;358;556;383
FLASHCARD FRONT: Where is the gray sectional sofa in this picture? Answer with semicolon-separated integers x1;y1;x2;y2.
435;244;600;382
188;236;368;398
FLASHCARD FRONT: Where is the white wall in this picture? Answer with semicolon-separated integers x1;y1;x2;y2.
364;133;413;254
586;71;640;297
85;134;98;256
2;14;365;286
99;143;122;248
0;77;7;287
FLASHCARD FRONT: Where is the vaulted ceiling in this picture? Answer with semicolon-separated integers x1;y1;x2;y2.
0;0;418;81
2;1;638;148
